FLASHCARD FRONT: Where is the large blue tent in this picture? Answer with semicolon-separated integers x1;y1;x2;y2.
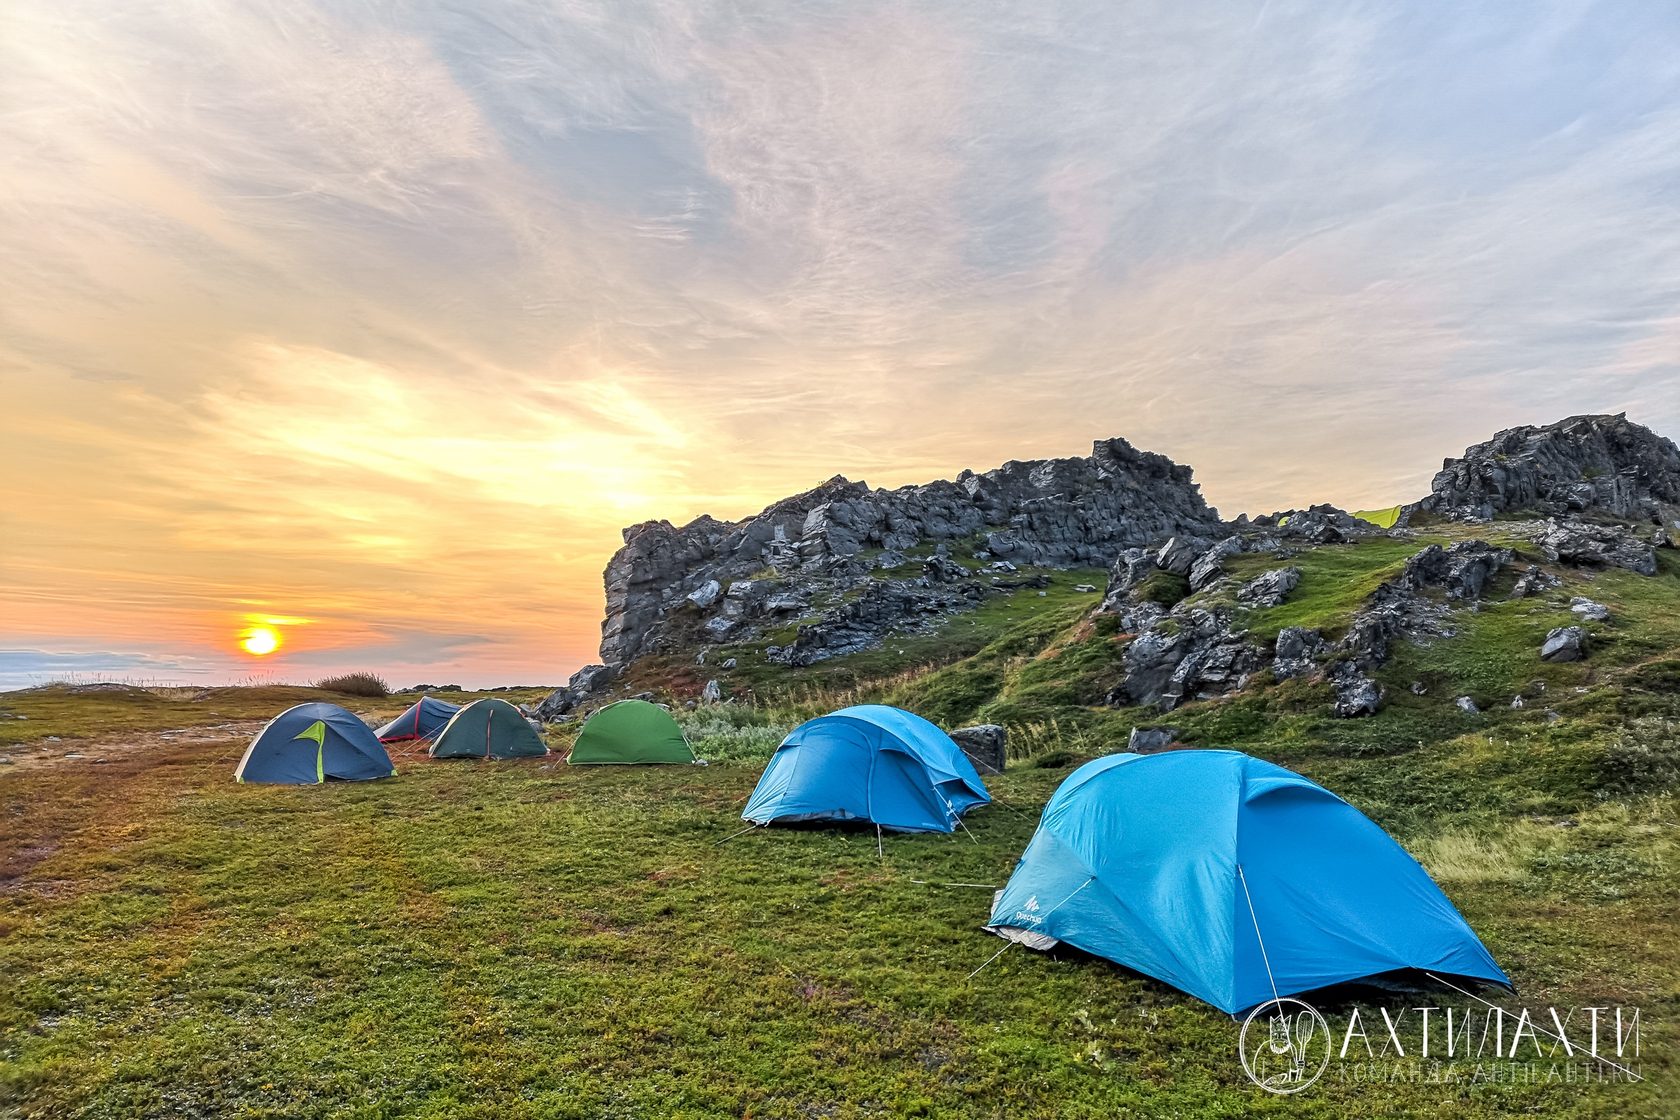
742;705;990;833
986;750;1508;1013
375;695;460;743
235;703;395;784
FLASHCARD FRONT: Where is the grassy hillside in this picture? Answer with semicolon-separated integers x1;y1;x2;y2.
3;530;1678;1117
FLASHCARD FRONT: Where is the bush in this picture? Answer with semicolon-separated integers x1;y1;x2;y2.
314;672;390;698
1601;717;1680;796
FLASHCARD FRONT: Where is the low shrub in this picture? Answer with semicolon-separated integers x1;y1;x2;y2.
314;672;390;698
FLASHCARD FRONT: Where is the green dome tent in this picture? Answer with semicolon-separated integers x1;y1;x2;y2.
429;698;547;760
568;699;695;765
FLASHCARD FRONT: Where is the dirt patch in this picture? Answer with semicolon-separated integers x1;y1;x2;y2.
0;721;264;775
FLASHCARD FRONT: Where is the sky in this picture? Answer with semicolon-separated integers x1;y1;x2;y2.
3;1;1679;690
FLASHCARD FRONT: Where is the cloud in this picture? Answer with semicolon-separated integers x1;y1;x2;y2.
3;0;1679;683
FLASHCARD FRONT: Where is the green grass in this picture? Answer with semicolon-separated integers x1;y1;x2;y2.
2;709;1676;1118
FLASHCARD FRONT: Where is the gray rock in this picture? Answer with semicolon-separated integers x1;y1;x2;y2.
1329;662;1383;717
875;550;908;570
700;679;722;703
1127;727;1179;753
1570;597;1610;622
686;579;723;610
1534;519;1657;575
1455;696;1480;714
1410;413;1680;523
1107;604;1264;711
1188;536;1245;591
536;663;618;721
701;616;739;640
720;657;737;670
923;556;971;583
1509;565;1559;599
1264;504;1376;544
1237;567;1301;607
1541;626;1588;662
1154;536;1203;575
1072;583;1098;593
1272;626;1327;679
949;725;1007;774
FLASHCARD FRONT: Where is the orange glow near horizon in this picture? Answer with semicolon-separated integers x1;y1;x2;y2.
240;626;281;656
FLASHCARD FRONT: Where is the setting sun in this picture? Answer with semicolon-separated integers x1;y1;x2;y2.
240;626;281;656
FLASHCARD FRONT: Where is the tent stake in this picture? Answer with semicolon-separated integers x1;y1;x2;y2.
714;823;761;847
875;823;884;860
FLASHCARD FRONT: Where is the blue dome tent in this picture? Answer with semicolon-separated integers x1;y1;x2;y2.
375;695;461;743
742;705;990;833
985;750;1508;1013
235;703;395;785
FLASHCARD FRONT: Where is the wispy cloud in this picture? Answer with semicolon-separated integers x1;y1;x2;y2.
3;0;1679;684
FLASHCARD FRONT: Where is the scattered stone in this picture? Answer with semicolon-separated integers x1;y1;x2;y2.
1072;584;1097;593
700;679;722;703
1108;604;1264;711
948;725;1007;774
1410;681;1428;695
1127;727;1179;753
1570;596;1610;622
1237;567;1301;607
1510;696;1525;709
1455;696;1480;714
695;650;707;665
720;657;737;670
875;550;907;570
988;560;1019;573
1541;626;1588;662
629;691;655;701
923;556;971;584
701;616;739;640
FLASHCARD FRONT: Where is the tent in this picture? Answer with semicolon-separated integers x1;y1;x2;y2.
742;704;990;833
985;750;1509;1013
569;699;694;764
375;695;461;743
429;698;547;760
235;702;395;784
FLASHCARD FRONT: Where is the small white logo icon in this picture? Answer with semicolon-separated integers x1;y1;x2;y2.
1238;998;1330;1094
1022;896;1040;912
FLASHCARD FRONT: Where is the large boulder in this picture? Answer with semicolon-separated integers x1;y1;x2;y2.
536;663;618;721
949;725;1007;774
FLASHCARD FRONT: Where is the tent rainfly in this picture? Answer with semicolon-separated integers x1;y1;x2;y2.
985;750;1510;1014
568;699;695;764
429;698;547;760
375;695;461;743
235;702;395;784
742;704;989;833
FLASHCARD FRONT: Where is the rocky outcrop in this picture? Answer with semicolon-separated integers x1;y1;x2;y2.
1412;413;1680;524
1531;518;1658;576
597;436;1223;667
1105;600;1265;712
536;663;617;721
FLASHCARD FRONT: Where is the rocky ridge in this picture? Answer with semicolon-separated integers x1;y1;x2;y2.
546;414;1680;720
595;436;1223;670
